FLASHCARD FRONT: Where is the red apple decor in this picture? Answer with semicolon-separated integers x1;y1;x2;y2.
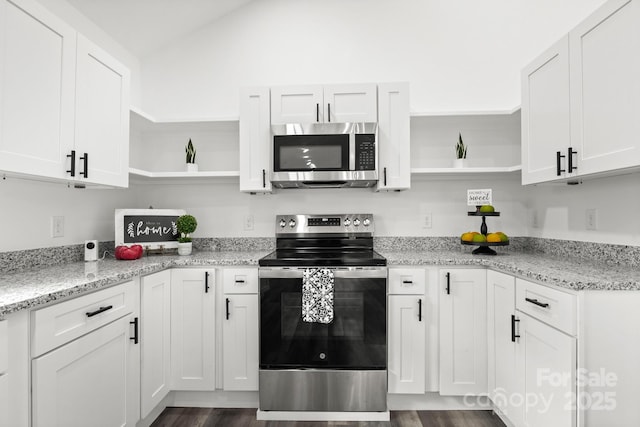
115;244;144;260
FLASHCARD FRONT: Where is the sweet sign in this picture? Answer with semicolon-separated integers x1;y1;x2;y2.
467;189;492;206
115;209;186;249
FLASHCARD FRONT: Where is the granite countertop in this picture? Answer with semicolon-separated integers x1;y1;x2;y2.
2;249;639;319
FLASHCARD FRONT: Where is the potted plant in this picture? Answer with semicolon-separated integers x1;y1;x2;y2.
176;214;198;255
185;139;198;172
454;132;468;168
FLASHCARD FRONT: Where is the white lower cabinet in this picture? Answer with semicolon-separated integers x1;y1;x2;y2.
439;268;487;396
388;268;426;393
487;270;522;426
0;319;7;427
140;270;171;418
222;268;259;391
32;313;139;427
0;372;7;427
170;268;216;391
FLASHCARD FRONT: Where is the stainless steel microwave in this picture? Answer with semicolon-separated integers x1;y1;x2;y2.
271;122;378;188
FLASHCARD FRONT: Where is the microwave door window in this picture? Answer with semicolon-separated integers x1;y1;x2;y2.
274;135;349;171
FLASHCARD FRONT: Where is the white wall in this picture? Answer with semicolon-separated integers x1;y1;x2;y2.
0;178;139;252
41;0;142;106
140;0;606;118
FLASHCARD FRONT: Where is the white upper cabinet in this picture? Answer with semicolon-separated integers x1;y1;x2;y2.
521;36;571;185
376;82;410;191
569;0;640;177
74;34;130;188
239;87;272;193
270;84;377;124
522;0;640;184
0;0;76;181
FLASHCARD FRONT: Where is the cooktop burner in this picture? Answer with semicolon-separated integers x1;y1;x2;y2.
259;214;387;267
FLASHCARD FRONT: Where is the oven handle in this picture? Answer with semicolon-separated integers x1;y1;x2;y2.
259;267;387;279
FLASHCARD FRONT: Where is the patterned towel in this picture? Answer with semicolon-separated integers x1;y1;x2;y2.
302;268;334;324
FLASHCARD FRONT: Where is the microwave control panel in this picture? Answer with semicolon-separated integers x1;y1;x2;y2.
355;134;376;170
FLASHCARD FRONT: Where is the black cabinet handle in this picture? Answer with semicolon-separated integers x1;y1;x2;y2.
205;272;210;293
511;315;520;342
316;103;320;122
226;298;230;320
402;280;413;284
327;103;331;122
66;150;76;177
262;169;266;188
383;167;387;186
79;152;88;178
525;297;550;308
235;279;245;284
568;147;577;172
445;272;451;295
556;151;566;176
418;299;423;322
86;305;113;317
130;317;139;344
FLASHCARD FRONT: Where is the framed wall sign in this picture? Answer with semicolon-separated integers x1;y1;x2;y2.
115;209;186;249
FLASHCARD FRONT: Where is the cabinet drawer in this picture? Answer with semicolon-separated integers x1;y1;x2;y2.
0;320;7;373
516;279;576;336
223;268;258;294
389;268;426;294
31;280;136;357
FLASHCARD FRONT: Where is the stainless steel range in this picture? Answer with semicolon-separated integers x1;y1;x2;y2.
258;214;387;413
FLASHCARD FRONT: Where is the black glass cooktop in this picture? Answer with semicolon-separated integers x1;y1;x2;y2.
258;249;387;267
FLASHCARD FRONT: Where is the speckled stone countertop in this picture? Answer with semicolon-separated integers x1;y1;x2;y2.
2;248;640;319
381;250;640;292
0;250;269;318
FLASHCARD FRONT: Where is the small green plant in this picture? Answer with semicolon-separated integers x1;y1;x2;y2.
455;133;467;159
176;214;197;243
185;139;196;164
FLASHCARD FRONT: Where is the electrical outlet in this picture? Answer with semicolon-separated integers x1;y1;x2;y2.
586;209;598;230
422;213;432;229
244;214;254;231
51;216;64;237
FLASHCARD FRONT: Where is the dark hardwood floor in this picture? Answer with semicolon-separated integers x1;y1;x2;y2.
150;407;507;427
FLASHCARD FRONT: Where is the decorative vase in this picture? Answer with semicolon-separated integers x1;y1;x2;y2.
453;158;467;168
186;163;198;173
177;242;192;256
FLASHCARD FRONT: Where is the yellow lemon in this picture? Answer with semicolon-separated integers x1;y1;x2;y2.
487;233;501;243
461;232;474;242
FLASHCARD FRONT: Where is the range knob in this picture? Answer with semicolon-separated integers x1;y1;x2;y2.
279;219;287;228
344;218;351;226
353;218;361;226
289;219;296;228
363;218;371;227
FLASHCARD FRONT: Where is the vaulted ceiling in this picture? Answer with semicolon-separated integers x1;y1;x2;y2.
65;0;255;57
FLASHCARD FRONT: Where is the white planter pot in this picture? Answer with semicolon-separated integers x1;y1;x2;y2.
453;158;467;168
186;163;198;173
177;242;192;256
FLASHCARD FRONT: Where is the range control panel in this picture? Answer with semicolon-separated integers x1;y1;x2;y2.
276;214;374;235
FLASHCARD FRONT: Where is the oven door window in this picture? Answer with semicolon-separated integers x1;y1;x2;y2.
260;275;386;369
273;134;349;172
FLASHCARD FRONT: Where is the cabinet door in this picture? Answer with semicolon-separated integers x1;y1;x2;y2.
569;0;640;176
239;86;272;193
140;270;171;418
32;315;138;427
516;314;576;427
0;373;7;427
376;82;410;191
223;294;258;391
521;36;571;185
439;269;487;396
171;269;215;390
323;83;377;123
74;34;130;188
0;0;76;180
487;271;521;426
388;295;425;394
270;85;323;124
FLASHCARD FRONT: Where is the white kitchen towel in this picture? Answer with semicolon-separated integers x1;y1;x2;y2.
302;268;334;324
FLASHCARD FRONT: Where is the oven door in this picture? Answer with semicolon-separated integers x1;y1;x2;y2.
259;266;387;370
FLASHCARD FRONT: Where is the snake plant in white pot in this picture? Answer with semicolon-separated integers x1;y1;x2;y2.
454;133;468;168
185;139;198;172
176;214;197;255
